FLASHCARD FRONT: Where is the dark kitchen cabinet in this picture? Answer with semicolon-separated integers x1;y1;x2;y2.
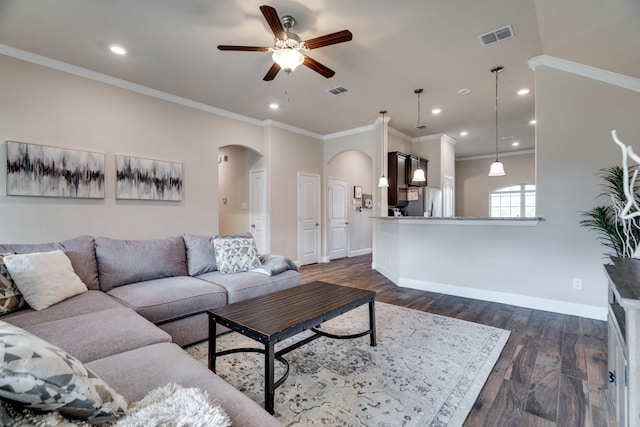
388;152;408;207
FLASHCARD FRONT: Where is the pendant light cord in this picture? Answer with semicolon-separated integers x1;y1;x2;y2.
492;66;503;161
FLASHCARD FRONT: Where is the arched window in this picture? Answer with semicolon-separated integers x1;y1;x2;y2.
489;184;536;218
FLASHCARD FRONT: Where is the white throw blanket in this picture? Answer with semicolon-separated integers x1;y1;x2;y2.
1;383;230;427
252;254;299;276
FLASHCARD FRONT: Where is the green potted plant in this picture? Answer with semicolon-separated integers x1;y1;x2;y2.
580;165;640;257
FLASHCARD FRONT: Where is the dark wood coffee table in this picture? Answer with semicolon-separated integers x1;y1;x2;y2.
207;280;376;414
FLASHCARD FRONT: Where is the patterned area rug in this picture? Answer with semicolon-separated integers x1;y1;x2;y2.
186;302;509;427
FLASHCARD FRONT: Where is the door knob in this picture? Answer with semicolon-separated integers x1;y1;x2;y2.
251;224;256;228
315;223;319;226
345;222;349;225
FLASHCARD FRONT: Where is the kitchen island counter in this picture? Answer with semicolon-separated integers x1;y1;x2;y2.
373;216;543;226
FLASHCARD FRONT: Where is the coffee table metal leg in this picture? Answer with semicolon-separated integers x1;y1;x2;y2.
369;300;377;347
265;342;276;414
208;317;217;372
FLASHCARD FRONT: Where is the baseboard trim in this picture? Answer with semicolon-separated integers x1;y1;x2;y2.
398;277;607;320
349;248;372;257
372;263;400;286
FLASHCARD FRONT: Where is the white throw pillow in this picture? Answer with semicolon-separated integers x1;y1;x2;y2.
2;250;88;310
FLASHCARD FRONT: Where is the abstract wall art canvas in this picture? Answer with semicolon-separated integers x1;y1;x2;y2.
115;155;183;201
6;141;105;198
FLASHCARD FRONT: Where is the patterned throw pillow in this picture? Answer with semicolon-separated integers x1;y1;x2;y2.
0;321;128;423
213;236;261;274
0;254;25;315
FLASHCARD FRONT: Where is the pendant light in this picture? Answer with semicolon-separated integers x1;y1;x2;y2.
378;110;389;188
488;66;506;176
412;89;427;183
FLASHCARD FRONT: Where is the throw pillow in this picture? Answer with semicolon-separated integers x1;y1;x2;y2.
2;250;88;310
0;321;128;423
213;236;261;274
0;254;25;315
183;234;217;276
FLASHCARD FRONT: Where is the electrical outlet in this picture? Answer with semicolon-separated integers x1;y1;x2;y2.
572;278;583;290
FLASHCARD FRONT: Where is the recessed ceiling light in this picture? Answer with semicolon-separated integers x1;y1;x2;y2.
459;131;468;136
269;103;279;110
457;88;472;95
512;141;520;146
517;88;530;95
431;108;442;115
529;119;537;125
109;45;127;55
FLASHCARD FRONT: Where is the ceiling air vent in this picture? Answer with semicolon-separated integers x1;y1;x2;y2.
327;86;348;95
479;25;514;46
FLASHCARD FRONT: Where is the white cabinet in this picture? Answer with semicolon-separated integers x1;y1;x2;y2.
605;257;640;426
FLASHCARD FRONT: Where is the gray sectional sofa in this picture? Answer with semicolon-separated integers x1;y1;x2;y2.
0;233;301;425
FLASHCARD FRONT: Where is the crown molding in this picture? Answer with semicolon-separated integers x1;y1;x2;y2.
0;43;264;127
324;123;375;141
413;133;458;145
388;127;412;142
528;55;640;92
262;120;323;140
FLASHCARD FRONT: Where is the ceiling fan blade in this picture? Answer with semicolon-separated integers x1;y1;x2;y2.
304;30;353;50
259;5;285;40
263;62;280;81
217;45;269;52
303;56;335;78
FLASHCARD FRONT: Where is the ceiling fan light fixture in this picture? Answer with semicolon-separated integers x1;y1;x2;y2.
272;48;304;74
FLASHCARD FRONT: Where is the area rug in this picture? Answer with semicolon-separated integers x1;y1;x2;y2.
186;302;509;427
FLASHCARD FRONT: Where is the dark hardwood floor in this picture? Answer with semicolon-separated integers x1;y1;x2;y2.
300;254;614;427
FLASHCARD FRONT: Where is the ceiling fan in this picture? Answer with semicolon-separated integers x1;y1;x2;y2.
217;5;352;81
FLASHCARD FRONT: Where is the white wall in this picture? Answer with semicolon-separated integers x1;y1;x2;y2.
0;54;262;242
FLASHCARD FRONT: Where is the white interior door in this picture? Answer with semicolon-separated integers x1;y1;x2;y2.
297;172;320;265
250;169;267;253
328;178;349;260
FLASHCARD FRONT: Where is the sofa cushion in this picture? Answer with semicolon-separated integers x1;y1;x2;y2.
0;290;123;328
107;276;227;324
85;343;282;427
2;250;88;310
0;321;128;423
213;236;261;274
24;307;172;363
95;236;188;291
197;270;301;304
0;235;99;290
156;312;212;347
0;254;26;315
183;233;217;275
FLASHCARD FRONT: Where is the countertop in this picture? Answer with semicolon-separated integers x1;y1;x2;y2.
373;216;543;226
